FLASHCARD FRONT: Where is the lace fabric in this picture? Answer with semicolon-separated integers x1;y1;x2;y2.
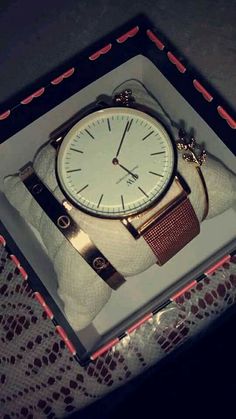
0;242;236;418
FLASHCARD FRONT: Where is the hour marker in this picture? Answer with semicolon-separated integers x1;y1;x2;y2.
70;148;84;153
97;194;104;208
148;171;163;177
121;195;125;210
107;118;111;131
141;130;154;141
138;187;149;198
66;169;82;173
127;118;133;132
150;151;165;155
85;129;94;139
77;184;89;194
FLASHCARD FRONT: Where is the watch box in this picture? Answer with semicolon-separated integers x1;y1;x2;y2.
0;15;235;366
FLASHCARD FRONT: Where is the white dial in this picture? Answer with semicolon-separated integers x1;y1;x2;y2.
57;107;176;218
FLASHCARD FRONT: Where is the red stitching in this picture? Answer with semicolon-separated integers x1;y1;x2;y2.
217;106;236;129
116;26;139;43
0;110;11;121
205;255;231;276
91;338;119;360
127;313;152;334
167;52;186;74
21;87;45;105
43;305;54;320
64;339;76;355
146;29;165;50
34;292;54;319
34;291;45;305
18;266;28;281
170;280;197;301
193;80;213;102
56;325;67;340
9;253;28;280
10;254;21;268
0;235;6;246
89;43;112;61
51;67;75;85
55;326;76;355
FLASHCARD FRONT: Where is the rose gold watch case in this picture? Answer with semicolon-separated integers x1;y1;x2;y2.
52;102;179;224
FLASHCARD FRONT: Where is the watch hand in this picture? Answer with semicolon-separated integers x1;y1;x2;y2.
113;158;138;179
115;120;130;158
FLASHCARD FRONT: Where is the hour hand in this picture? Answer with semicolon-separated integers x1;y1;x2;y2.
118;163;138;179
112;158;138;179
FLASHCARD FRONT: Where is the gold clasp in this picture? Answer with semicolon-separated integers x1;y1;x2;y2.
176;129;207;166
176;129;209;220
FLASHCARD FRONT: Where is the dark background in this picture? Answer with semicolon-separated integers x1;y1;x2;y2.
0;0;236;108
0;1;236;418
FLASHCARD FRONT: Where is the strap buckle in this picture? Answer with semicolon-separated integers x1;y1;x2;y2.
121;175;190;240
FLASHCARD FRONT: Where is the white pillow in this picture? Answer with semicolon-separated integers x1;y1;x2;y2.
4;81;236;330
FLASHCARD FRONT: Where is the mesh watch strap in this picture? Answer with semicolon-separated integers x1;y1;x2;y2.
143;197;200;265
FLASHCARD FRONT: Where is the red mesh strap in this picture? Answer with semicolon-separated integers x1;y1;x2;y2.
143;198;200;265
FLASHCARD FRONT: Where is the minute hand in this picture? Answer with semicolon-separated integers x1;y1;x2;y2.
115;121;130;157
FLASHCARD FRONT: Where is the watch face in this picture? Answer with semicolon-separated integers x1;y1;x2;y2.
57;107;176;218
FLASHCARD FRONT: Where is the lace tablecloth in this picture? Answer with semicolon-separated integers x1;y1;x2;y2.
0;242;236;418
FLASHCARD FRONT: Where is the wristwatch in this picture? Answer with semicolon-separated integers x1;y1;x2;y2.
20;89;201;289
